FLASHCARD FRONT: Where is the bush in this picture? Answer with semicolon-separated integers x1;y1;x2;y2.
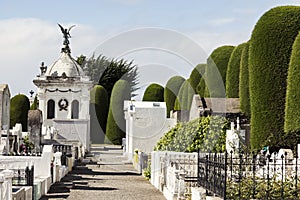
174;80;194;111
239;43;251;117
249;6;300;150
164;76;185;117
189;64;206;92
205;45;235;97
142;83;164;102
10;94;30;131
30;95;38;110
154;115;229;153
226;43;246;98
90;85;108;143
105;80;130;144
284;31;300;133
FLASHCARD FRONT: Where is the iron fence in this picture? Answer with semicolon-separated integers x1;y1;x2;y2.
198;150;300;199
11;165;34;186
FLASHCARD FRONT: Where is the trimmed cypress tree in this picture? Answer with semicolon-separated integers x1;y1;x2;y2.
174;80;194;111
164;76;185;117
226;43;246;98
239;43;251;117
249;6;300;150
105;80;130;144
205;45;235;97
196;77;206;98
90;85;108;144
189;64;206;92
30;95;38;110
10;94;30;131
284;31;300;134
142;83;164;102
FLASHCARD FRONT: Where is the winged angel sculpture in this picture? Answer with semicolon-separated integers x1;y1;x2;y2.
58;23;76;46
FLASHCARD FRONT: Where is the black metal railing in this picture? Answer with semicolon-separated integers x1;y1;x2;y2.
198;150;300;199
11;165;34;186
53;144;72;165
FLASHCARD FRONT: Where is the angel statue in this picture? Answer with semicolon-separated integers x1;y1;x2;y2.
58;23;75;46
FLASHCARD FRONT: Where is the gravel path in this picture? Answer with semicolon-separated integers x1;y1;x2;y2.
41;146;165;200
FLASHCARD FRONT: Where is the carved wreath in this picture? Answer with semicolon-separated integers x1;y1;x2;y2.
58;98;68;111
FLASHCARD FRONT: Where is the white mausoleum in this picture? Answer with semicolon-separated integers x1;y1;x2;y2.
33;26;93;150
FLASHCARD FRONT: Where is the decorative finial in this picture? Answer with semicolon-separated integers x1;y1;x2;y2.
29;90;34;98
58;23;76;54
40;62;47;75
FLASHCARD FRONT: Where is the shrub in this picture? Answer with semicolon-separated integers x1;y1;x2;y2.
154;115;229;153
249;6;300;150
226;43;246;98
10;94;30;131
30;95;38;110
142;83;164;102
164;76;185;117
239;43;251;117
189;64;206;92
174;80;194;111
105;80;130;144
90;85;108;143
284;31;300;133
205;45;235;97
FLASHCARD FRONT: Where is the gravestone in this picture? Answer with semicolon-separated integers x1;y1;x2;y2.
28;110;43;153
226;118;245;153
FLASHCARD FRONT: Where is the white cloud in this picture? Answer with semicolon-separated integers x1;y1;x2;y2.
0;18;104;96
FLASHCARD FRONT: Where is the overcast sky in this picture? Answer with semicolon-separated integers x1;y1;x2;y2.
0;0;299;98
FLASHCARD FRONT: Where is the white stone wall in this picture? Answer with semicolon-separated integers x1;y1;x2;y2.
124;101;176;159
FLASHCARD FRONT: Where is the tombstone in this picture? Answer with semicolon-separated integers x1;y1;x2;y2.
28;110;43;153
226;118;246;153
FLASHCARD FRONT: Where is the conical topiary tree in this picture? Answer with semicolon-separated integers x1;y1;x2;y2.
189;64;206;92
249;6;300;150
239;43;251;117
142;83;164;102
164;76;185;117
10;94;30;131
226;43;246;98
105;80;130;145
174;80;194;111
284;31;300;134
205;45;235;97
90;85;108;144
30;95;38;110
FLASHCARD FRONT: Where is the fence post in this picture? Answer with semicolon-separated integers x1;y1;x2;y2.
205;154;208;196
238;152;242;199
296;154;298;198
252;152;256;199
281;153;284;199
224;151;227;200
267;154;270;199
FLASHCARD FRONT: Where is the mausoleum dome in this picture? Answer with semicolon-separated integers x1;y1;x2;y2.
45;52;84;77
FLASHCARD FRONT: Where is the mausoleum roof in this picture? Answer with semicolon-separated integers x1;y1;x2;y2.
45;52;84;77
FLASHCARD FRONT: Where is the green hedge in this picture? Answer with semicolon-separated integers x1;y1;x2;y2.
284;31;300;133
10;94;30;131
174;80;194;111
226;43;246;98
249;6;300;150
196;77;206;97
154;115;229;152
105;80;130;144
30;95;38;110
189;64;206;92
142;83;164;102
90;85;108;144
239;43;251;117
164;76;185;117
205;45;235;97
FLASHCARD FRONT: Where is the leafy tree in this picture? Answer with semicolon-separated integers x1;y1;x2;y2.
90;85;108;144
284;31;300;134
164;76;185;117
189;64;206;92
249;6;300;150
82;54;139;98
142;83;164;102
226;43;246;98
239;43;251;117
10;94;30;131
205;45;235;97
174;80;194;111
105;80;130;144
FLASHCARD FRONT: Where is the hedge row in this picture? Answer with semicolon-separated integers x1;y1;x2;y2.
10;94;30;131
249;6;300;150
142;83;164;102
174;80;194;111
